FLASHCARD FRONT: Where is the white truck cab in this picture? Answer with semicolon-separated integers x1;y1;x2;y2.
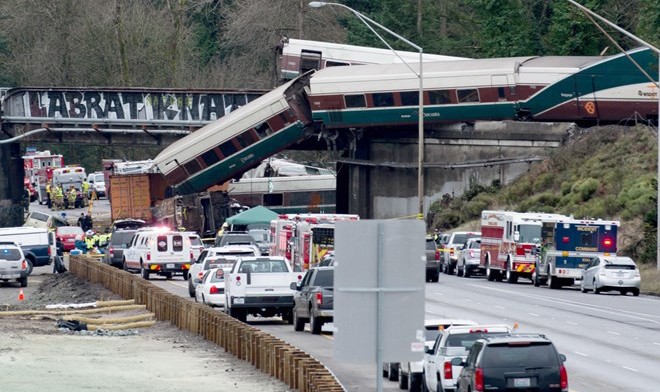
224;256;301;323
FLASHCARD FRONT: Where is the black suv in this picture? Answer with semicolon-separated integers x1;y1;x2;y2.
104;229;138;268
453;334;568;392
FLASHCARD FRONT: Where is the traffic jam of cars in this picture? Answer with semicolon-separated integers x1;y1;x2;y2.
9;206;645;392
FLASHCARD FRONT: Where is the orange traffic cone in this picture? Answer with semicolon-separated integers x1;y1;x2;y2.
18;289;24;301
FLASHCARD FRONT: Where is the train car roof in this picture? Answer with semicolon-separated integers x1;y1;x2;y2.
153;78;298;174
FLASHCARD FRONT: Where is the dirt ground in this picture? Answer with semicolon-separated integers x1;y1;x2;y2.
0;273;292;392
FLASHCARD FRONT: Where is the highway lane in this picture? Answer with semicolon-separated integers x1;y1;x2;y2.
428;273;660;392
138;268;660;392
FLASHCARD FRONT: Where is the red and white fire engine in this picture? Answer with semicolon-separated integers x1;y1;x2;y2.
22;150;64;204
480;210;568;283
271;213;359;271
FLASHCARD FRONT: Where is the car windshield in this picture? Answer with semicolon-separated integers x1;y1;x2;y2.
426;240;436;250
58;227;83;235
314;269;333;286
517;224;542;244
204;257;236;270
446;332;509;350
239;260;288;273
111;231;135;246
0;248;22;260
453;233;479;244
604;264;635;270
482;342;557;368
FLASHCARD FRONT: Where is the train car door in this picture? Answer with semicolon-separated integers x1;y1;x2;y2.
300;50;322;75
573;74;599;119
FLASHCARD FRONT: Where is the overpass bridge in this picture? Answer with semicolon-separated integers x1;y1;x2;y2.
0;86;569;228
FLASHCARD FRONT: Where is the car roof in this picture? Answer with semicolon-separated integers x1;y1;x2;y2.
424;319;478;328
444;324;512;334
237;256;287;262
481;333;551;345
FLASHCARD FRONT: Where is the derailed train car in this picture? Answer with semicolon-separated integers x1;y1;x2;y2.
154;47;658;195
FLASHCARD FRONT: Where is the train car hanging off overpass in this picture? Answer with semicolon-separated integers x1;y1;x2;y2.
153;46;658;196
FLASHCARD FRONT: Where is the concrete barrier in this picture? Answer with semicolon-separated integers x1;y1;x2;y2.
69;255;344;391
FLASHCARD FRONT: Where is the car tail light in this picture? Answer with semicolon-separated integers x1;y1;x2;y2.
209;285;219;294
474;367;484;392
435;250;440;261
469;328;488;333
190;250;194;261
560;365;568;391
469;250;475;258
443;361;452;380
198;272;204;280
449;248;455;257
316;292;323;305
109;247;114;256
236;276;241;281
147;251;151;261
21;260;27;271
297;275;302;281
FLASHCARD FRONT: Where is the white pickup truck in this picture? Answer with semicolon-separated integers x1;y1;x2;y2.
224;256;301;323
422;324;512;392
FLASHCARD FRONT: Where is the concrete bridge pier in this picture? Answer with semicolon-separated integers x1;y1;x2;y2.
0;142;26;227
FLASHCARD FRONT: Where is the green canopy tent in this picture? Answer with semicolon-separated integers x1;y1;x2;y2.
225;205;278;231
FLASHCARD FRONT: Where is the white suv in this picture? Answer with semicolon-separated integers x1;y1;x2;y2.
423;324;513;392
123;229;196;280
0;241;29;287
187;245;258;296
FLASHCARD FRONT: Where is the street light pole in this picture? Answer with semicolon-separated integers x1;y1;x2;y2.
567;0;660;271
308;1;425;220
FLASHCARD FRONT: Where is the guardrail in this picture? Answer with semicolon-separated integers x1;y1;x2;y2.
69;255;344;392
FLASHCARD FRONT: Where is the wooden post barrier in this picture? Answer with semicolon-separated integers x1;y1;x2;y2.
69;255;345;392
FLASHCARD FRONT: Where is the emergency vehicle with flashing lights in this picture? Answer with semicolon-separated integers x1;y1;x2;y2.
270;213;359;271
122;227;196;280
480;211;569;283
22;150;65;204
534;218;619;289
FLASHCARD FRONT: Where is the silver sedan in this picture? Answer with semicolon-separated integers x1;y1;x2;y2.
580;255;640;296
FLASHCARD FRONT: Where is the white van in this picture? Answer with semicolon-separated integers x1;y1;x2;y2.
24;211;69;230
0;227;52;274
123;229;196;280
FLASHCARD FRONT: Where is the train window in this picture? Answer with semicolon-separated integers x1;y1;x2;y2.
184;159;202;175
300;50;322;74
372;93;394;107
278;112;292;126
219;140;238;157
345;94;366;108
236;131;256;148
325;60;349;67
201;149;220;167
457;89;480;103
498;87;506;99
254;122;273;139
429;90;451;105
263;193;283;207
400;91;419;106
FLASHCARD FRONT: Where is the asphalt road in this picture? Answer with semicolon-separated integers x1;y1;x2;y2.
145;269;660;392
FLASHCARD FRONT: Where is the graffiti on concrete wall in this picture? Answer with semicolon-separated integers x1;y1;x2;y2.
3;90;264;123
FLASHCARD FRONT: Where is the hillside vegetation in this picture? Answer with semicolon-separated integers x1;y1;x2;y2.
429;125;658;264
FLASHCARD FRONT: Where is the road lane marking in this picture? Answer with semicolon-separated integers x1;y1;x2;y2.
433;292;444;296
607;331;621;336
565;321;578;325
653;342;660;346
321;333;334;341
466;284;660;324
167;281;187;288
622;366;639;373
495;305;505;310
528;313;540;317
573;351;588;357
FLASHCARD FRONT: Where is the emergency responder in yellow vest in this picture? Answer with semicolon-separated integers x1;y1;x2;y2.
46;181;52;209
53;183;64;210
85;230;96;251
67;186;77;209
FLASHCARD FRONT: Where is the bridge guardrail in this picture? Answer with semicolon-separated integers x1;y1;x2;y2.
69;255;344;392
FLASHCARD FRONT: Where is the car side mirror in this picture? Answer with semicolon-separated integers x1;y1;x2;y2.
193;278;202;284
290;282;299;290
559;354;567;363
513;231;520;242
425;347;433;355
450;357;464;366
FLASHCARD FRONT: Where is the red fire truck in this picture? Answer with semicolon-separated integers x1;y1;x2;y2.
22;150;65;204
270;213;359;271
480;211;568;283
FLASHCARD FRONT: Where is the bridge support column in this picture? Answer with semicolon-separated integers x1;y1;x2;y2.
337;137;372;218
0;142;26;227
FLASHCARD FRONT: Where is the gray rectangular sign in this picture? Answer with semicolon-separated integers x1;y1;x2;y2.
334;219;425;364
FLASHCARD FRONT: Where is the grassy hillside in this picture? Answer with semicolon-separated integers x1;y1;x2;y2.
428;124;658;264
